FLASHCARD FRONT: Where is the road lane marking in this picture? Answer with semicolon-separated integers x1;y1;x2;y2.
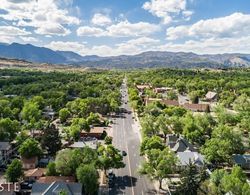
122;107;135;195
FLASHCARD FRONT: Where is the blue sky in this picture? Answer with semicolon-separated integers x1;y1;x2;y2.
0;0;250;56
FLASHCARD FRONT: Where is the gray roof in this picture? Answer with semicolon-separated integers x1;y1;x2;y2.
177;152;204;166
69;141;98;150
233;154;250;165
166;134;179;149
172;138;197;152
0;142;11;151
31;182;82;195
206;91;217;99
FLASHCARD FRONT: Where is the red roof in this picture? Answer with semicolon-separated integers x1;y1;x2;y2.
145;98;179;106
37;176;75;183
183;103;209;112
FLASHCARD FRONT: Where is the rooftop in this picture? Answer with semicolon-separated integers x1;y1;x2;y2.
183;103;209;112
233;154;250;165
31;181;82;195
24;168;46;177
0;142;11;151
37;176;75;183
69;141;98;150
205;91;217;99
177;151;204;167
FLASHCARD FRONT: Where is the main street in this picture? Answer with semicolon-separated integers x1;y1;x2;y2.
110;79;157;195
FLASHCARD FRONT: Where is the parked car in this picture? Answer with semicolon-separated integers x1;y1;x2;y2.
121;151;127;156
108;170;115;188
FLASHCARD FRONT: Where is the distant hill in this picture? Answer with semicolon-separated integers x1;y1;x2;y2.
0;42;249;69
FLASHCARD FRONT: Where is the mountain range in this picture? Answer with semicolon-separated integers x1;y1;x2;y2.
0;42;249;69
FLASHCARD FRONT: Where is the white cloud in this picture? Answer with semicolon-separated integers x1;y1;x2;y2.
0;0;80;36
143;0;192;24
158;36;250;54
107;21;160;37
0;25;31;43
125;37;160;46
46;37;160;56
0;36;15;43
166;12;250;40
77;20;160;37
35;23;71;36
91;13;112;27
77;26;106;37
20;36;39;42
47;41;87;53
0;26;30;36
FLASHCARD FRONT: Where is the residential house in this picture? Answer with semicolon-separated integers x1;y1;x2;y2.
166;135;197;152
183;103;210;112
205;91;217;102
135;84;151;93
177;151;205;169
37;176;75;183
80;126;106;139
24;168;46;182
21;156;38;170
0;142;11;162
166;134;179;148
31;181;82;195
166;135;204;169
144;98;179;107
42;106;55;120
232;154;250;170
69;140;98;150
153;87;173;94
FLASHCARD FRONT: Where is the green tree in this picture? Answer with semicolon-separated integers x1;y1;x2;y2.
70;148;98;174
41;124;61;155
30;96;45;109
208;166;250;195
221;166;250;195
46;162;58;176
55;148;98;176
209;169;227;195
21;101;42;135
55;149;74;176
15;130;29;145
182;113;203;144
0;99;11;118
71;118;90;132
21;101;41;124
76;164;99;195
97;145;125;174
215;106;238;126
202;125;244;164
140;135;165;155
233;94;250;113
167;90;178;100
139;148;177;190
141;114;158;136
59;108;70;123
104;136;113;145
69;125;81;141
5;159;23;182
18;138;42;159
86;112;100;126
155;114;171;142
0;118;20;141
177;162;207;195
189;91;199;104
168;116;183;134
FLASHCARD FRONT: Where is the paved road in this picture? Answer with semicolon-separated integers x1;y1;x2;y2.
110;79;157;195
